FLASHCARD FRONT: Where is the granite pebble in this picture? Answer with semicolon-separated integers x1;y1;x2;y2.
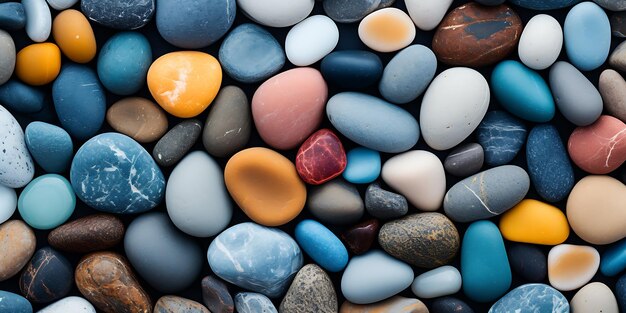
364;182;408;219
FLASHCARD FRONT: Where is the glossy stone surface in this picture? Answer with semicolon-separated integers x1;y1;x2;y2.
0;186;16;224
341;219;379;255
0;291;32;313
48;214;124;253
154;296;210;313
307;178;364;225
477;111;527;166
405;0;452;31
0;30;15;86
23;0;51;42
0;220;35;282
508;243;547;282
364;182;408;219
237;0;313;28
489;284;569;313
571;282;619;313
343;147;381;184
601;239;626;276
518;14;563;70
202;86;251;158
15;43;60;86
564;2;611;71
295;219;348;272
280;264;337;313
296;129;346;185
285;15;339;66
568;115;626;174
52;9;97;63
81;0;154;30
234;293;277;313
550;61;603;126
97;32;152;96
18;174;75;230
444;143;484;177
201;276;234;313
0;106;34;188
24;122;72;174
153;119;202;167
379;44;436;104
600;69;626;123
321;50;383;90
19;247;72;303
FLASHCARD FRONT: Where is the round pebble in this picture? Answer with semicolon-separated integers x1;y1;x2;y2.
489;284;569;313
280;264;338;312
15;43;61;86
601;239;626;276
379;44;437;104
285;15;339;66
499;199;569;245
296;128;346;185
106;97;168;143
568;115;626;174
364;182;408;219
564;1;611;71
549;61;603;126
18;174;75;230
237;0;314;27
0;30;15;86
0;291;32;313
341;219;379;255
411;266;462;299
405;0;452;31
570;282;619;313
97;32;152;96
342;147;381;184
19;247;72;303
477;111;527;166
152;119;202;167
518;14;563;70
52;9;97;63
307;178;364;225
23;0;51;43
600;69;626;122
202;86;251;157
0;186;16;224
24;121;73;174
0;106;34;188
0;220;35;282
548;244;600;291
235;293;277;313
443;143;484;177
320;50;383;90
358;8;416;53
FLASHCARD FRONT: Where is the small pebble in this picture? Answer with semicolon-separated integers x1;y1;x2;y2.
106;97;168;143
507;243;547;282
23;0;51;42
201;276;234;313
18;174;75;230
411;265;462;299
568;115;626;174
477;111;527;166
307;178;364;225
0;106;34;188
320;50;383;90
296;128;346;185
237;0;313;27
52;9;97;63
97;32;152;95
285;15;339;66
323;0;390;23
518;14;563;70
295;219;349;272
0;79;44;114
549;61;603;126
405;0;452;31
564;1;611;71
0;220;35;282
443;143;484;177
279;264;338;313
153;120;202;167
343;147;381;184
548;244;600;291
0;291;32;313
0;185;16;224
364;182;408;219
24;121;73;173
48;214;124;253
431;297;474;313
19;247;73;303
154;296;210;313
16;43;61;86
202;86;251;158
599;69;626;122
379;44;436;104
341;219;379;255
499;199;570;245
358;8;416;53
0;30;15;86
234;293;277;313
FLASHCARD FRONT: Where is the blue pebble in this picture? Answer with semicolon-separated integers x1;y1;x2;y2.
219;23;285;83
52;64;106;140
343;147;381;184
508;0;581;10
295;219;349;272
379;44;437;104
0;79;45;114
70;132;165;214
97;32;152;95
601;239;626;276
25;122;73;174
321;50;383;90
526;124;575;203
489;284;569;313
618;274;626;311
157;0;235;49
461;220;512;303
491;60;555;122
0;291;32;313
477;111;527;166
0;2;26;30
564;2;611;71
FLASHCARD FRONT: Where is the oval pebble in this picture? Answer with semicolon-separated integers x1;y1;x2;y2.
379;44;437;104
323;0;390;23
609;41;626;72
477;111;527;166
444;143;484;177
19;247;72;303
549;61;603;126
341;219;379;255
601;239;626;276
202;86;251;157
358;8;416;53
15;43;61;86
518;14;563;70
405;0;452;31
508;243;547;282
0;3;26;31
153;119;202;167
295;128;347;185
343;147;381;184
499;199;569;245
18;174;75;230
46;0;78;10
0;30;15;85
106;97;168;143
81;0;154;30
280;264;338;313
23;0;51;42
0;80;45;114
320;50;383;90
0;220;35;282
340;296;428;313
98;32;152;96
0;291;32;313
39;297;96;313
571;282;619;313
25;121;73;174
600;69;626;122
365;182;408;220
238;0;313;27
154;296;209;313
489;284;569;313
286;15;338;66
411;266;462;299
201;276;234;313
307;178;364;225
235;293;277;313
52;9;96;63
548;244;599;291
0;185;16;224
0;106;34;188
568;115;626;174
565;2;610;71
48;214;124;253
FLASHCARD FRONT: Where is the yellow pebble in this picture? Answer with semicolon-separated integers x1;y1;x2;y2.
52;9;96;63
147;51;222;118
499;199;570;245
15;43;61;86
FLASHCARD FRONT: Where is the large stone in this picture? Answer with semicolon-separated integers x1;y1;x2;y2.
489;284;569;313
81;0;154;30
0;105;34;188
19;247;72;303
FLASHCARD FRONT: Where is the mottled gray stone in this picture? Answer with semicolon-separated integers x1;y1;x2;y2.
203;86;251;158
81;0;154;30
489;284;569;313
279;264;337;313
153;119;202;167
549;61;603;126
323;0;394;23
379;45;437;104
364;182;408;219
594;0;626;11
444;143;484;177
307;178;364;225
235;293;277;313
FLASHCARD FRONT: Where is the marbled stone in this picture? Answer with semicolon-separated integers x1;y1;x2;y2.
0;2;25;30
18;174;75;230
81;0;154;30
39;296;96;313
154;296;210;313
431;297;474;313
296;129;346;185
507;243;547;282
477;111;527;166
0;220;35;282
379;44;436;104
489;284;569;313
0;291;32;313
19;247;72;303
342;147;381;184
340;296;428;313
321;50;383;90
203;86;251;157
568;115;626;174
508;0;581;10
341;219;379;255
323;0;391;23
364;182;408;219
444;143;484;177
411;265;462;298
202;276;234;313
24;121;73;173
600;69;626;122
235;293;277;313
0;79;44;114
280;264;337;313
98;32;152;96
153;119;202;167
564;1;611;71
48;214;124;253
0;105;34;188
549;61;603;126
308;178;364;225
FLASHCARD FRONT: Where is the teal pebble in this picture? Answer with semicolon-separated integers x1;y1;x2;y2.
295;219;349;272
564;2;611;71
342;147;381;184
0;291;32;313
25;121;74;174
18;174;76;230
491;60;555;123
97;31;152;95
601;238;626;277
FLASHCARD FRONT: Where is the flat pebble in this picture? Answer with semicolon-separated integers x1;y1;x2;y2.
82;0;154;30
307;178;364;225
0;291;32;313
444;143;484;177
153;120;202;167
509;0;581;9
39;297;96;313
320;50;383;90
341;219;379;255
23;0;51;42
295;219;348;272
570;282;619;313
201;276;234;313
405;0;452;31
15;43;61;86
154;296;210;313
97;32;152;95
489;284;569;313
364;182;408;219
0;105;34;188
518;14;563;70
280;264;337;313
431;297;474;313
0;3;25;31
0;30;15;85
296;129;346;185
358;8;416;52
499;199;569;245
25;121;73;173
286;15;338;66
235;293;277;313
564;1;611;71
568;115;626;174
601;239;626;276
203;86;251;157
379;44;436;104
507;243;547;282
0;220;35;282
548;244;599;291
549;61;603;126
343;147;380;184
106;97;168;143
600;69;626;122
19;247;72;303
52;9;96;63
323;0;390;23
340;296;428;313
18;174;75;230
411;265;462;299
0;79;45;114
48;214;124;253
477;111;527;167
237;0;313;27
0;185;16;224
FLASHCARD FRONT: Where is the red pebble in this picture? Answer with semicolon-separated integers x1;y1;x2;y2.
295;129;347;185
341;219;380;255
568;115;626;174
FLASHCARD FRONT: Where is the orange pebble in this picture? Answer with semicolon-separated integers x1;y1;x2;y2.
15;43;61;86
358;8;416;53
499;199;570;245
52;9;96;63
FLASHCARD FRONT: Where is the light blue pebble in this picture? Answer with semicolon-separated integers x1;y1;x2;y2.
379;44;437;104
477;111;527;166
0;291;32;313
0;79;45;114
97;32;152;95
601;238;626;276
564;1;611;71
235;293;277;313
342;147;380;184
489;283;569;313
18;174;75;230
295;219;348;272
25;122;73;174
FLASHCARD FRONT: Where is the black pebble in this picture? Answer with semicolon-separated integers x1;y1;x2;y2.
153;119;202;167
19;247;73;303
431;297;475;313
507;243;547;282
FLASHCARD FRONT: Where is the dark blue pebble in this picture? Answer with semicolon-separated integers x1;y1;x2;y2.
25;121;73;174
617;273;626;311
0;79;45;114
81;0;155;30
508;0;582;10
431;297;475;313
507;243;547;282
476;0;506;5
601;238;626;277
0;291;32;313
321;50;383;90
477;111;527;166
0;2;25;30
18;247;73;303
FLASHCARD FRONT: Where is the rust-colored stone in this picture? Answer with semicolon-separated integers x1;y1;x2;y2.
48;214;125;253
154;295;210;313
296;128;347;185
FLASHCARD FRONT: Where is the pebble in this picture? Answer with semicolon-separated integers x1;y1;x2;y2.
491;60;555;122
154;296;210;313
478;112;529;167
405;0;452;31
358;8;416;52
364;182;408;219
341;219;379;255
97;32;152;95
0;80;45;114
567;175;626;244
549;61;603;126
601;239;626;276
612;11;626;37
518;14;563;70
507;243;547;282
421;67;490;150
15;43;61;86
237;0;313;27
295;219;349;272
81;0;154;30
0;3;26;31
48;214;124;253
201;276;234;313
444;165;530;222
39;297;96;313
203;86;251;157
430;297;474;313
564;1;611;71
166;151;232;237
70;133;165;214
340;296;428;313
570;282;619;313
548;244;599;291
75;251;152;313
286;15;338;66
609;35;626;71
595;0;626;10
341;250;414;304
379;44;436;104
52;64;106;140
153;119;202;167
106;97;168;143
327;92;419;153
296;129;346;185
600;69;626;122
52;9;96;63
124;212;203;293
25;121;73;173
208;222;303;298
0;105;34;188
461;220;512;303
46;0;78;10
379;213;459;268
253;68;327;150
156;0;234;48
23;0;51;42
307;178;364;225
509;0;581;10
0;30;15;85
0;291;32;313
0;185;16;223
234;293;277;313
280;264;337;313
568;115;626;174
19;247;72;303
148;51;222;118
321;50;383;90
499;199;570;245
18;174;75;230
225;147;306;226
433;3;522;67
618;274;626;310
343;147;381;184
489;284;569;313
0;220;35;282
444;143;484;177
323;0;390;23
411;265;462;299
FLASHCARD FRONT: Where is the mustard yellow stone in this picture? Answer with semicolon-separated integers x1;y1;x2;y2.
499;199;570;245
224;147;306;226
52;9;96;63
147;51;222;118
15;43;61;86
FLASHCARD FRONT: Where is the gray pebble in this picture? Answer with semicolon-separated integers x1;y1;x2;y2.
444;143;484;177
153;119;202;167
379;44;437;104
307;178;364;225
203;86;251;158
549;61;603;126
364;182;408;219
0;30;15;86
279;264;337;313
594;0;626;11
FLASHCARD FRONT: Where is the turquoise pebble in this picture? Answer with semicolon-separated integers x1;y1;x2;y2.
295;219;348;272
491;60;555;123
0;290;31;313
461;220;512;303
25;121;73;174
18;174;76;230
564;2;611;71
0;79;45;114
342;147;381;184
97;32;152;96
601;239;626;277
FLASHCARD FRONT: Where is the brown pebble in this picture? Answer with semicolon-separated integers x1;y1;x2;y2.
201;275;234;313
340;296;428;313
154;295;210;313
48;214;125;253
0;220;36;281
106;97;169;143
341;219;380;255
